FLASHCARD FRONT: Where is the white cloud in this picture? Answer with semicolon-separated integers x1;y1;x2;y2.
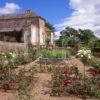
0;2;20;14
55;0;100;37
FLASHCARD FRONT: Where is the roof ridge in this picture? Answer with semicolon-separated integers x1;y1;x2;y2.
0;10;39;20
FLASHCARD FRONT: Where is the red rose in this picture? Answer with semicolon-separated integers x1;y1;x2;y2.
63;79;72;86
5;81;13;90
90;71;98;78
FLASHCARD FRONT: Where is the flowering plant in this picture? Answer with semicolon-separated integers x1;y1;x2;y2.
77;49;92;65
0;52;17;68
77;49;92;59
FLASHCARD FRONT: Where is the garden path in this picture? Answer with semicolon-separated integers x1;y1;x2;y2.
65;58;90;75
31;73;82;100
0;91;18;100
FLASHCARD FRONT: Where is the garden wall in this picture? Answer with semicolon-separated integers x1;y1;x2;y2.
0;41;29;53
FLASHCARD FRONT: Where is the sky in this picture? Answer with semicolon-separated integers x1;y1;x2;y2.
0;0;100;37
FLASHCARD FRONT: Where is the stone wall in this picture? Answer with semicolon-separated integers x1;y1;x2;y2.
0;41;29;53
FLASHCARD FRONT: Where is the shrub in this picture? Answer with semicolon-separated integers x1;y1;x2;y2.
51;64;100;99
77;49;92;65
89;61;100;74
0;52;19;68
51;65;82;96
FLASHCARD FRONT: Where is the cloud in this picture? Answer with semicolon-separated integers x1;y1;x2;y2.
55;0;100;37
0;2;20;14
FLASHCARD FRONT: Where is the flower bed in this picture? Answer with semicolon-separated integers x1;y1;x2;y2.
0;52;37;99
0;68;37;91
51;64;100;99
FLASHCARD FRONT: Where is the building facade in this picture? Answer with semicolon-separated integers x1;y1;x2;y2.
0;10;54;47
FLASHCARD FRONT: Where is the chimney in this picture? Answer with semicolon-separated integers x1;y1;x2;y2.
25;9;32;13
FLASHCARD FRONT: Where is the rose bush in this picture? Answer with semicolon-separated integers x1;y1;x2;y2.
51;64;100;99
77;49;92;65
51;64;82;96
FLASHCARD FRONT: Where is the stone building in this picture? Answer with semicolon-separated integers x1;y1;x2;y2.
0;10;54;52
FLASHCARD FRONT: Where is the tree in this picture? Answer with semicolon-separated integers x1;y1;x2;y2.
45;22;55;32
55;26;97;50
60;26;79;37
79;29;96;45
56;27;80;47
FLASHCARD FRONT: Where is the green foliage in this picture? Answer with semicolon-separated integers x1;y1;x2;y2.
16;66;37;100
89;61;100;73
0;52;20;69
0;51;37;100
89;39;100;50
45;22;55;32
18;89;32;100
51;65;82;96
79;29;95;44
94;39;100;48
51;64;100;99
41;50;71;58
58;36;79;47
35;47;43;57
60;26;79;37
56;27;80;47
35;48;71;58
56;27;98;49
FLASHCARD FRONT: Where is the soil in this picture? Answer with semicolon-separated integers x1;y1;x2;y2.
0;58;98;100
31;73;82;100
0;91;18;100
64;58;89;74
31;58;92;100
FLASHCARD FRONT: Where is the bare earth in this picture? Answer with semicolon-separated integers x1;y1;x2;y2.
0;58;98;100
65;58;87;74
31;58;95;100
31;73;82;100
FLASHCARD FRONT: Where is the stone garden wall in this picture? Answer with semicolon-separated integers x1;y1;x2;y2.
0;41;29;53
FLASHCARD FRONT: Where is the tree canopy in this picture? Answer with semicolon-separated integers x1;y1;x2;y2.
45;22;55;32
55;26;98;49
60;27;79;37
79;29;96;44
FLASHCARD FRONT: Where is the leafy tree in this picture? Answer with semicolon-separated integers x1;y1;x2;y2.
55;26;98;50
79;29;96;45
45;22;55;32
60;26;79;37
58;36;70;47
56;27;80;47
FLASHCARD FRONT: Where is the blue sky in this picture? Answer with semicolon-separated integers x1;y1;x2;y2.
0;0;100;37
0;0;73;25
